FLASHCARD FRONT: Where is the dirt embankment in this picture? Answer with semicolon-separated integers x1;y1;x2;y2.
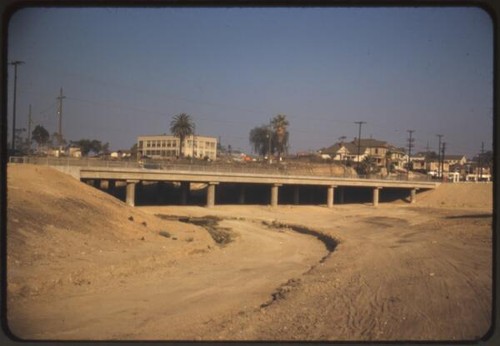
6;164;215;299
4;164;493;341
414;182;493;209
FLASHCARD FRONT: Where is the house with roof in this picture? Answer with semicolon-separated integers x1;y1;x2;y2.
444;155;467;167
320;138;391;167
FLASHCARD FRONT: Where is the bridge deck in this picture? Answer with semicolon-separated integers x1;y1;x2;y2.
79;167;439;189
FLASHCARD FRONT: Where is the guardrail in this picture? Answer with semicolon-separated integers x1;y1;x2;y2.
8;156;435;182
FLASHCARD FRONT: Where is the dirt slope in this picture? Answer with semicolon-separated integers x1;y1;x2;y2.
415;182;493;209
6;164;215;301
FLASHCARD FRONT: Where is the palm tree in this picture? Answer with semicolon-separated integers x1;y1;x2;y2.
271;114;289;161
170;113;195;158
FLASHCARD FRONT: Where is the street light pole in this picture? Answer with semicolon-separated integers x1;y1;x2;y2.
10;60;24;152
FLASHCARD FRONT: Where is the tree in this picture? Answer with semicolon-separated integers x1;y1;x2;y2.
51;132;67;147
71;139;109;156
358;155;379;176
271;114;289;161
32;125;50;149
170;113;195;158
249;125;273;157
130;143;138;159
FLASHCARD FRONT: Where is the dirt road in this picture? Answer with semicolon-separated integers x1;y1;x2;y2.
5;165;493;341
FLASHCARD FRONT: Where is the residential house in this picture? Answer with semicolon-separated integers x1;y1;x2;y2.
321;138;390;167
67;145;82;158
110;150;132;160
386;146;408;171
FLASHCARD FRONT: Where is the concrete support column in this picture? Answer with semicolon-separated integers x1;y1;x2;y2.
108;180;116;196
180;182;189;205
410;188;417;204
238;185;246;204
126;180;139;207
270;184;281;207
156;181;165;204
293;186;300;205
327;185;335;208
373;187;381;207
206;182;218;208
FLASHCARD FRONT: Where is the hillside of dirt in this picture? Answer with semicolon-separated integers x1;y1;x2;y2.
6;164;217;299
415;182;493;209
4;164;494;342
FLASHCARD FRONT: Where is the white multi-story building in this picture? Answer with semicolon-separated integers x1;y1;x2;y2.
137;134;217;160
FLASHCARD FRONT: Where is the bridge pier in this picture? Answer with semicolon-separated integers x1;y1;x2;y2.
156;181;165;204
238;185;246;204
410;188;417;204
180;182;189;205
126;180;139;207
339;187;344;204
206;182;218;208
373;187;382;207
108;180;115;192
293;186;300;205
327;185;336;208
271;184;281;207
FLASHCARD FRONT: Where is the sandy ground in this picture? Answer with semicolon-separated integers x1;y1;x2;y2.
4;164;494;341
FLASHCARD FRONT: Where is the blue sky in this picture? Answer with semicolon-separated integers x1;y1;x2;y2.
6;6;493;157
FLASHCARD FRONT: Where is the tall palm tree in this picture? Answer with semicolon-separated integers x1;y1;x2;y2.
170;113;195;158
271;114;289;161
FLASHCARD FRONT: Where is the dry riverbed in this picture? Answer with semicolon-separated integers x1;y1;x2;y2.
4;164;493;341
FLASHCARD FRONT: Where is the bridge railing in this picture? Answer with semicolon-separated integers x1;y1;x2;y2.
8;156;435;182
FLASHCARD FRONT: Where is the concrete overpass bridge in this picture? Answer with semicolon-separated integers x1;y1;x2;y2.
74;166;439;207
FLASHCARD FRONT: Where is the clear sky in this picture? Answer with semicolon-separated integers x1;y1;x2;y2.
6;6;493;157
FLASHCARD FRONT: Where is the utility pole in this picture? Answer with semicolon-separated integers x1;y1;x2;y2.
354;121;366;165
27;104;33;154
436;134;443;178
441;142;446;182
9;60;24;152
407;130;415;178
267;121;272;164
480;141;485;179
56;88;66;152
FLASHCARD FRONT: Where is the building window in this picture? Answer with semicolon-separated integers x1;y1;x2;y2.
139;141;143;148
